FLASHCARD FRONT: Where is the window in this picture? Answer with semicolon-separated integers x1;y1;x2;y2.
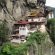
23;28;25;30
20;27;26;30
30;24;36;29
20;28;22;30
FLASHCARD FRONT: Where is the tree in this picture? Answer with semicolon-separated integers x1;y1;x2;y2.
0;19;9;45
0;31;48;55
26;31;48;55
47;18;55;45
0;42;28;55
27;31;47;45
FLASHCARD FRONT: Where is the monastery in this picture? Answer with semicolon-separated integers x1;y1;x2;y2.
11;0;54;43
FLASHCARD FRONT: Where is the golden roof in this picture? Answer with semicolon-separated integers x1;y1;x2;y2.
27;9;44;17
27;12;36;17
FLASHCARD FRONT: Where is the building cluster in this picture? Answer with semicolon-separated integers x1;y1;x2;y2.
11;0;54;43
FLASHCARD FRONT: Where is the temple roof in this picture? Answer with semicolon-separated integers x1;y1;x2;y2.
14;19;45;25
27;11;44;17
14;20;29;25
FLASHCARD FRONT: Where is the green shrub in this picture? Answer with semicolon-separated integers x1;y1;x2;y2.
0;20;9;45
27;31;47;44
0;43;28;55
47;18;55;45
0;31;48;55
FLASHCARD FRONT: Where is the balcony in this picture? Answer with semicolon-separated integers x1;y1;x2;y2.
28;17;46;23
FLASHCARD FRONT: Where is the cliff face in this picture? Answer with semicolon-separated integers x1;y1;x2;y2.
0;1;55;55
0;0;46;21
0;0;25;20
0;0;27;30
0;0;46;30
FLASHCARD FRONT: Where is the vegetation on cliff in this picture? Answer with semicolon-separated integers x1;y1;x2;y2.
0;19;9;46
0;31;48;55
0;18;55;55
47;18;55;45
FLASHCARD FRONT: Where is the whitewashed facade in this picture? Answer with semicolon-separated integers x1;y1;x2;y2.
48;12;54;19
19;26;29;36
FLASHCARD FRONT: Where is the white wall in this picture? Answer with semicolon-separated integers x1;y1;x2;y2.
28;19;32;22
19;26;29;36
39;24;46;32
28;17;46;22
48;12;54;19
33;18;39;22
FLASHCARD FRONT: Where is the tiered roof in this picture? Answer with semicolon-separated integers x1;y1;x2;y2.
14;20;29;25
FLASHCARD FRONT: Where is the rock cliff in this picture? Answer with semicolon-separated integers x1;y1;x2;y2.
0;0;46;30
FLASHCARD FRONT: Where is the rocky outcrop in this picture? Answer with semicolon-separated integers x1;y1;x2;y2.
0;0;46;21
0;0;27;30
